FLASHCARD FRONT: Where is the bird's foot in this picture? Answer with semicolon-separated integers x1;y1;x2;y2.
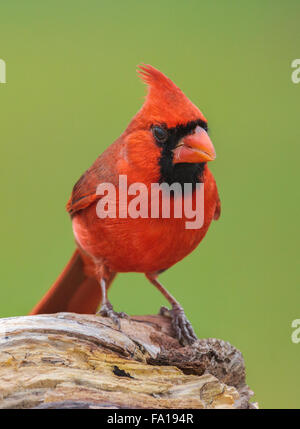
98;302;128;329
159;305;198;346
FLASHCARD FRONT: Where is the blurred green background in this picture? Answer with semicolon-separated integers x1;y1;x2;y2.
0;0;299;408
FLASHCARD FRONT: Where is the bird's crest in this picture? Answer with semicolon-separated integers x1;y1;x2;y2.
134;64;206;128
137;64;178;91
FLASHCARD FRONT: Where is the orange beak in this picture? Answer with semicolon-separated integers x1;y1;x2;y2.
172;126;216;164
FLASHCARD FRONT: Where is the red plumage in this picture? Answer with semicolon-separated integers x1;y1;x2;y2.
31;65;221;345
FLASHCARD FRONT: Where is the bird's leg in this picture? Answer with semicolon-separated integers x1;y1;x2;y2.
97;274;128;329
145;273;198;346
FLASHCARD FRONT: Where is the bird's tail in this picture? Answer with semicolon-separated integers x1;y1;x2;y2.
30;249;101;315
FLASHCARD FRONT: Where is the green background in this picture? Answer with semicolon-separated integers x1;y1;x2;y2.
0;0;299;408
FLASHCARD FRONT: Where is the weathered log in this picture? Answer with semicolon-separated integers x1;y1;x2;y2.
0;311;257;409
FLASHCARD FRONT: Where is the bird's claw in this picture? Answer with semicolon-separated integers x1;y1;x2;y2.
98;302;128;329
170;305;198;346
158;304;197;345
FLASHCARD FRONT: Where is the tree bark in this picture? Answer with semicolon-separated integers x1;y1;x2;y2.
0;312;257;409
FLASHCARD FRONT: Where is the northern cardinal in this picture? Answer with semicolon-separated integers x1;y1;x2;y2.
31;65;221;345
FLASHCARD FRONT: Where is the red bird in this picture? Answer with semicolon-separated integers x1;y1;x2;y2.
31;65;221;345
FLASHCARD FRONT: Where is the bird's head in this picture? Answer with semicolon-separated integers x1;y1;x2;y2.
124;64;216;185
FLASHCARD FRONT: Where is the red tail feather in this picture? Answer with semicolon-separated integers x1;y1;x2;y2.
30;250;101;315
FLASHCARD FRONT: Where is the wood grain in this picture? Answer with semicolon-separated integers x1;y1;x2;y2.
0;312;257;409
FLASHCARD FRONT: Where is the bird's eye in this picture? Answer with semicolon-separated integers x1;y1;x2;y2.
152;126;168;143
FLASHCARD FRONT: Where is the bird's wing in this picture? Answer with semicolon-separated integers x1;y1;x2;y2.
66;141;121;216
202;166;221;221
214;194;221;220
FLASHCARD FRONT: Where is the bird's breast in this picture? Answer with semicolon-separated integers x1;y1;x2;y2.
72;172;218;274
